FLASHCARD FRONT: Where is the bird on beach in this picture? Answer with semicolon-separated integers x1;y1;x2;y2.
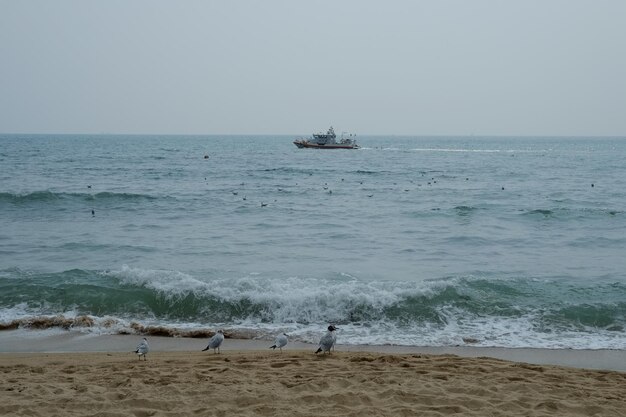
315;325;337;355
202;330;225;354
134;337;149;361
270;333;289;352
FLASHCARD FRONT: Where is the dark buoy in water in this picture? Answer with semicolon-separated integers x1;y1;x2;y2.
501;187;505;190
91;209;95;217
591;183;595;187
203;155;209;159
87;185;92;189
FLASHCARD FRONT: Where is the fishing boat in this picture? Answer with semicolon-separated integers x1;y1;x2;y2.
293;126;359;149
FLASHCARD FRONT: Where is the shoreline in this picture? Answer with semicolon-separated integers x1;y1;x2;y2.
1;330;624;372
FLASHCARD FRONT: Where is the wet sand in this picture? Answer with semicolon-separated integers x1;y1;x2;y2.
1;331;625;371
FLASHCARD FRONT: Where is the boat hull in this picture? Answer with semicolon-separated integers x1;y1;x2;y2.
293;140;359;149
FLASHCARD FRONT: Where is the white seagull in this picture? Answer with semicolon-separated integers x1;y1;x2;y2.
202;330;225;354
269;333;289;352
315;325;338;355
134;337;149;361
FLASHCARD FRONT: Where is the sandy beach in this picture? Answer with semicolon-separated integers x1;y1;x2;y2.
1;333;625;416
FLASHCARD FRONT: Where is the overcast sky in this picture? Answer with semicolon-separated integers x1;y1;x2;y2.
1;1;625;136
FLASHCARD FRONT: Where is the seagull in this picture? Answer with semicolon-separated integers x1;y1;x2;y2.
202;330;225;354
270;333;288;352
315;325;337;355
134;337;149;361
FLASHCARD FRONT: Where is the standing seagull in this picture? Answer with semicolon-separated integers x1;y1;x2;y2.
269;333;288;352
202;330;225;354
134;337;149;361
315;325;337;355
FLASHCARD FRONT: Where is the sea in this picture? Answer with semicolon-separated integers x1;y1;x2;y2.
1;134;625;350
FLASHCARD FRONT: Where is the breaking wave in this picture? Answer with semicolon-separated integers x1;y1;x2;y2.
2;267;625;349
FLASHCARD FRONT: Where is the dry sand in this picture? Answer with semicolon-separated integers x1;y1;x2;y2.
1;349;625;417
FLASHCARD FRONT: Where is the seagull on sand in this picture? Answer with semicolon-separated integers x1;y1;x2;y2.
315;325;337;355
202;330;225;354
134;337;149;361
270;333;289;352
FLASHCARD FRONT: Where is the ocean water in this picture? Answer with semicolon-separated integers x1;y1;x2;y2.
1;134;625;349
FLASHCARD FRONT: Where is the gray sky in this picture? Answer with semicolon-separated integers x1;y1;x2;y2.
1;0;625;136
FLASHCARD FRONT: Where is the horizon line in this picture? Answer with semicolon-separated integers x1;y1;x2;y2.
1;132;625;138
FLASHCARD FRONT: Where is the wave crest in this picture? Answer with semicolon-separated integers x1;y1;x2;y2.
0;191;159;205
